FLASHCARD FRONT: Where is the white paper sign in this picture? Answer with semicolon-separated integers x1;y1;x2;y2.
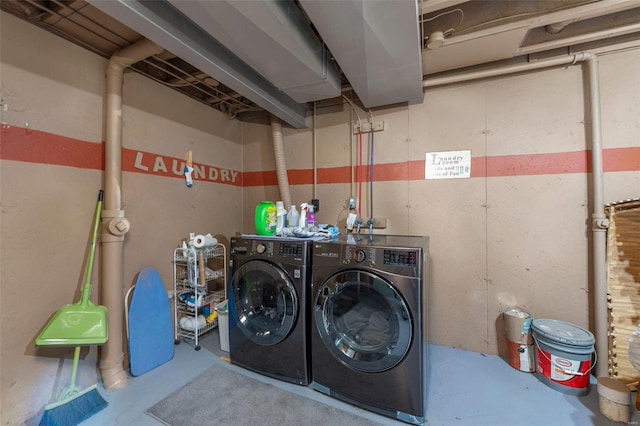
425;150;471;180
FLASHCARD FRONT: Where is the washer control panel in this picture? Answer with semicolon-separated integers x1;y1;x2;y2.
344;246;376;265
251;240;273;255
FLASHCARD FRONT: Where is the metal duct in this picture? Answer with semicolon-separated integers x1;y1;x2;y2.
299;0;424;108
88;0;308;129
169;0;341;104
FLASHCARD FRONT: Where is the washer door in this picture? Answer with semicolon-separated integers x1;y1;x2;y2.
232;259;298;346
315;269;412;372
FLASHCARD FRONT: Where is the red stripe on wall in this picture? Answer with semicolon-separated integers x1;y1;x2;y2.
484;151;589;177
408;160;427;180
2;127;638;186
318;166;351;184
288;169;314;185
243;171;278;187
604;147;640;172
1;125;103;170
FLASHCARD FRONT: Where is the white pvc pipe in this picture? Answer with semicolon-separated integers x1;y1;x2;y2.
271;117;292;209
517;22;640;56
313;102;317;198
100;39;163;390
423;53;593;88
586;56;609;378
423;52;608;377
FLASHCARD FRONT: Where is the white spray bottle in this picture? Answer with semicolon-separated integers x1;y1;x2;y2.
299;203;308;229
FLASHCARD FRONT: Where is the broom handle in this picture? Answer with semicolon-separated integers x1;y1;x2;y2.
69;346;81;388
80;190;103;306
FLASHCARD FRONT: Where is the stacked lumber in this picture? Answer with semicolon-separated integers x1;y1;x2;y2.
606;199;640;386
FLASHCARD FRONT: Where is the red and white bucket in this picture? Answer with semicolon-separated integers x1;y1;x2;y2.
531;319;596;396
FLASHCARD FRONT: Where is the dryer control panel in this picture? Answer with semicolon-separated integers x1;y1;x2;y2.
383;249;418;266
278;242;305;258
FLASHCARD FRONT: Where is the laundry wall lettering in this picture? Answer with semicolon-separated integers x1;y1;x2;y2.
128;150;240;185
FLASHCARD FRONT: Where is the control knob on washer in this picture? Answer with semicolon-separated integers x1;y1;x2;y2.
256;243;267;254
355;249;367;263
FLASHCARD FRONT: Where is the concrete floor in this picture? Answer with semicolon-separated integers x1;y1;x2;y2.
80;329;638;426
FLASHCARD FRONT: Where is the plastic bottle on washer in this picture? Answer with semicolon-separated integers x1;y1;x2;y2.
287;205;299;228
306;204;316;229
299;203;308;229
275;201;287;235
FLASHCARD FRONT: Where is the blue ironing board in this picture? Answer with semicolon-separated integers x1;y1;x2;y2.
128;267;174;376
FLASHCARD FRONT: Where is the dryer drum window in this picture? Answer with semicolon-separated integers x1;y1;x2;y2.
232;260;298;346
315;269;412;372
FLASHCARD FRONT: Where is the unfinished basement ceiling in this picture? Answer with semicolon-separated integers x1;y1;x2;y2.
2;0;640;128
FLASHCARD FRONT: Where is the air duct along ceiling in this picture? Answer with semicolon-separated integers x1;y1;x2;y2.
88;0;308;128
88;0;425;127
168;0;341;104
299;0;424;108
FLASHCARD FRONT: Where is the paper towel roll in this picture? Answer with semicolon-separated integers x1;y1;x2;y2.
193;234;206;248
193;233;218;248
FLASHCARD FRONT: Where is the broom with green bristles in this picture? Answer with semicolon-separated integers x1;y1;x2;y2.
36;190;108;425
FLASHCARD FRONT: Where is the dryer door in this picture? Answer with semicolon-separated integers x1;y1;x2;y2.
315;269;412;372
231;259;298;346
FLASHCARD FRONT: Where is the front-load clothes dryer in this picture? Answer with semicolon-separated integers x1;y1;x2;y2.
228;236;311;385
311;234;428;425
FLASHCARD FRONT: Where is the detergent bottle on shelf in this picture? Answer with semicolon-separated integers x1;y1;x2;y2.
287;205;299;228
254;201;276;235
275;201;287;235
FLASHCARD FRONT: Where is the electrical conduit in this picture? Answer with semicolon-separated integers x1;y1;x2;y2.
423;52;608;377
100;39;164;390
271;117;292;209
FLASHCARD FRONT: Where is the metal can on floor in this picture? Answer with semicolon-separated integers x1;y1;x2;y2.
503;307;534;372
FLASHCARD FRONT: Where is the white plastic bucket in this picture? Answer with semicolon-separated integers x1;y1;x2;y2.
215;300;229;352
532;319;595;396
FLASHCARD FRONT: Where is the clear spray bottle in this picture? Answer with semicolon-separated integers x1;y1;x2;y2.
287;205;299;228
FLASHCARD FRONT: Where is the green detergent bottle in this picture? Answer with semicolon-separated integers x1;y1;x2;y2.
255;201;277;235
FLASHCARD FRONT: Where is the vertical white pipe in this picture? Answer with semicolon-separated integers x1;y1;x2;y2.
313;102;317;199
586;56;609;378
100;39;163;390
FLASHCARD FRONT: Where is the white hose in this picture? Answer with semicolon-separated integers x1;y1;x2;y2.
271;117;292;209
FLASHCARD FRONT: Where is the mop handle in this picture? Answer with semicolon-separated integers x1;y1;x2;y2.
80;190;103;306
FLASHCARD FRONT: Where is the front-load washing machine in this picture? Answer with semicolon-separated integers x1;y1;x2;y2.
228;236;311;385
311;234;428;425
